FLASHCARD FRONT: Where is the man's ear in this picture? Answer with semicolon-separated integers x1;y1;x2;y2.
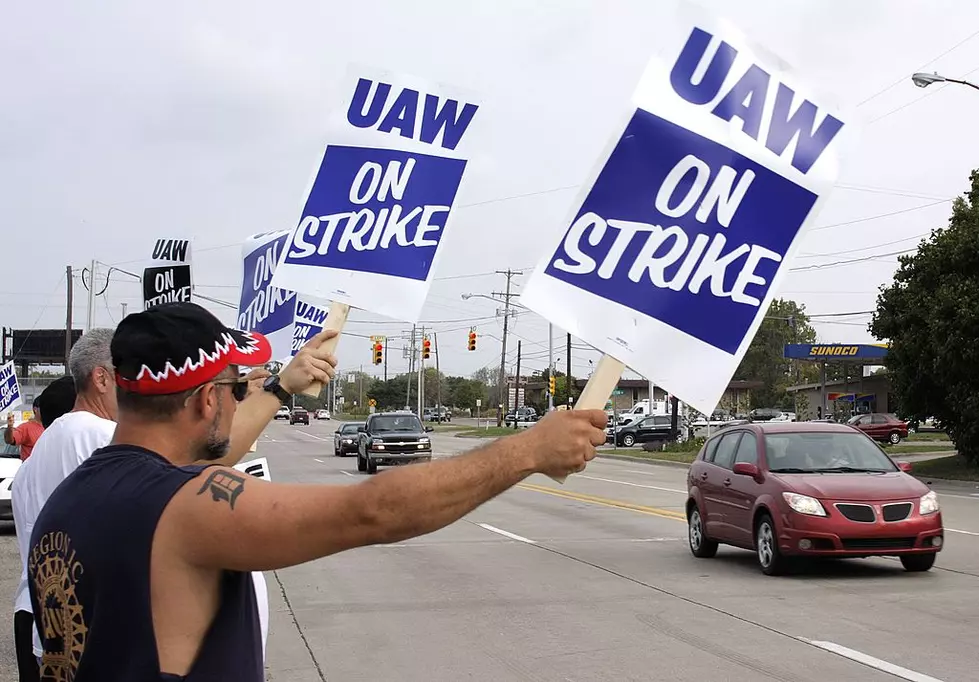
197;382;221;420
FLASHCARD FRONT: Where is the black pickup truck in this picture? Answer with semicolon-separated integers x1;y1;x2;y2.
357;411;434;475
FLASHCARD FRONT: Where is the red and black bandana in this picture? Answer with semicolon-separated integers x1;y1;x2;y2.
112;303;272;396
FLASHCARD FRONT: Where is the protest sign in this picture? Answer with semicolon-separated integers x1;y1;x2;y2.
520;8;851;421
0;361;23;415
233;457;272;482
143;238;193;309
237;230;298;362
270;66;479;395
292;298;329;357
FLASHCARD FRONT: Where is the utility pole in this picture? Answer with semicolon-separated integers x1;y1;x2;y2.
383;338;388;382
65;265;73;367
416;326;425;420
86;259;97;332
566;333;572;407
513;340;521;429
547;323;554;412
121;302;128;319
434;332;442;414
492;269;521;426
359;364;364;408
405;325;416;409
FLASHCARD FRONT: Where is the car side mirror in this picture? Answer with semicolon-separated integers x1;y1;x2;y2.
425;426;434;432
732;462;761;478
897;461;913;473
357;426;365;433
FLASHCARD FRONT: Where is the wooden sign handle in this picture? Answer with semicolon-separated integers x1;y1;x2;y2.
550;354;625;484
300;301;350;398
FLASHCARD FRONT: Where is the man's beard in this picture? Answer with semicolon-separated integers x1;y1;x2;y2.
198;398;231;461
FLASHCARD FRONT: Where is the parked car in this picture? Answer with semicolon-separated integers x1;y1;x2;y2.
847;413;908;445
748;407;783;422
290;406;309;425
686;421;942;575
0;446;21;520
357;412;434;474
274;406;290;420
608;415;687;447
334;421;363;456
314;409;331;420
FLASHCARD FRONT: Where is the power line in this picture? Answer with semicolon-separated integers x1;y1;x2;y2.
789;248;914;272
808;199;950;233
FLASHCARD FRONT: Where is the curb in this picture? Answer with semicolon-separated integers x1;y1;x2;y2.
596;453;692;469
914;475;979;490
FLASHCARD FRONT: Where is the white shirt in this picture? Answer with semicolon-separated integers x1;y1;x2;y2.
11;411;270;661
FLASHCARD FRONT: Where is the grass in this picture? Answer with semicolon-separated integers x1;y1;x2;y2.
454;426;529;438
428;423;469;433
908;431;951;442
911;455;979;481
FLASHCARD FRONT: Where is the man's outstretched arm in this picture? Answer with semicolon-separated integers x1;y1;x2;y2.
160;409;607;572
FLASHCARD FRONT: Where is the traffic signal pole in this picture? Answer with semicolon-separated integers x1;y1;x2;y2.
547;322;554;412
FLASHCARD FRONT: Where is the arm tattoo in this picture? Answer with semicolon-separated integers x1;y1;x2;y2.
197;469;247;509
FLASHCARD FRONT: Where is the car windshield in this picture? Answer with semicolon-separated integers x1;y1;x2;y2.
371;415;423;432
846;415;865;425
340;423;361;434
765;431;897;473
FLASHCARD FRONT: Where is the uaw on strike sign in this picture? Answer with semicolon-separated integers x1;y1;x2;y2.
237;230;331;362
520;8;851;416
270;67;478;322
0;361;23;415
143;238;193;309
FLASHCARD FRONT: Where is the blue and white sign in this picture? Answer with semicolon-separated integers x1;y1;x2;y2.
0;361;23;415
291;298;329;357
271;67;479;322
238;230;298;362
519;10;851;415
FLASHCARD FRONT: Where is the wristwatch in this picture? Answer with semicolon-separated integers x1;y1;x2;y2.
262;375;292;404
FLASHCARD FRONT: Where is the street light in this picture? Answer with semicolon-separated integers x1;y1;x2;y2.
911;71;979;91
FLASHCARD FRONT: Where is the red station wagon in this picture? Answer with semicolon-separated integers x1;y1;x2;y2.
686;422;943;575
847;413;909;445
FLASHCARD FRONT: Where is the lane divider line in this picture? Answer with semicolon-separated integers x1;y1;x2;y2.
799;638;946;682
340;470;355;477
945;527;979;536
517;483;686;522
476;523;536;544
314;458;324;463
575;474;686;494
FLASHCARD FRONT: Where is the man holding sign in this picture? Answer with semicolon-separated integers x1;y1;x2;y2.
27;302;605;681
4;399;44;461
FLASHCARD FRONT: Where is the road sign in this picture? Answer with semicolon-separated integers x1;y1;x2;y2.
612;389;624;396
475;399;482;407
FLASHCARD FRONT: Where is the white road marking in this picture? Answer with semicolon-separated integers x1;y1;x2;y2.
313;458;324;463
477;523;536;544
946;527;979;536
293;430;331;442
340;470;355;477
576;474;686;494
800;639;945;682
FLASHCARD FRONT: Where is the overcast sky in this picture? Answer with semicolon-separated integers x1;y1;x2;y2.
3;0;978;383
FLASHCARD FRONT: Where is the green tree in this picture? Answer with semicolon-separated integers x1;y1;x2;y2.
871;170;979;463
734;298;818;409
368;375;410;410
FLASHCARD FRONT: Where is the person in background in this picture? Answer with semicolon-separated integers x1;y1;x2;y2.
4;398;45;460
11;376;78;682
28;303;605;681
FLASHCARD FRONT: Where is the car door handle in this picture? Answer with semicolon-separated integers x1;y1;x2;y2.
723;478;732;487
700;472;708;480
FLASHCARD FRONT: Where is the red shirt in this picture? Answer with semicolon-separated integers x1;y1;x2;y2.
10;421;44;460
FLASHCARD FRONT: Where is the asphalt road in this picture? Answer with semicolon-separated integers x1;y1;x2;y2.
2;419;979;681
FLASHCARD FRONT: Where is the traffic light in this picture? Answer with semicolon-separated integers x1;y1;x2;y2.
549;375;556;395
372;340;383;365
467;330;477;351
422;336;432;360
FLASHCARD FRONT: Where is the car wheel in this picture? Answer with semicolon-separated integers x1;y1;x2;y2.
687;504;718;558
901;553;936;572
357;452;366;472
366;457;378;475
889;431;902;445
755;514;790;576
622;434;636;447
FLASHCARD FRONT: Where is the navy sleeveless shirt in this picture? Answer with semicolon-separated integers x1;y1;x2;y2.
27;445;263;681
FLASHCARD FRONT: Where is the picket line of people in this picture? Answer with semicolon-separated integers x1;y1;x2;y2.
11;301;606;681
